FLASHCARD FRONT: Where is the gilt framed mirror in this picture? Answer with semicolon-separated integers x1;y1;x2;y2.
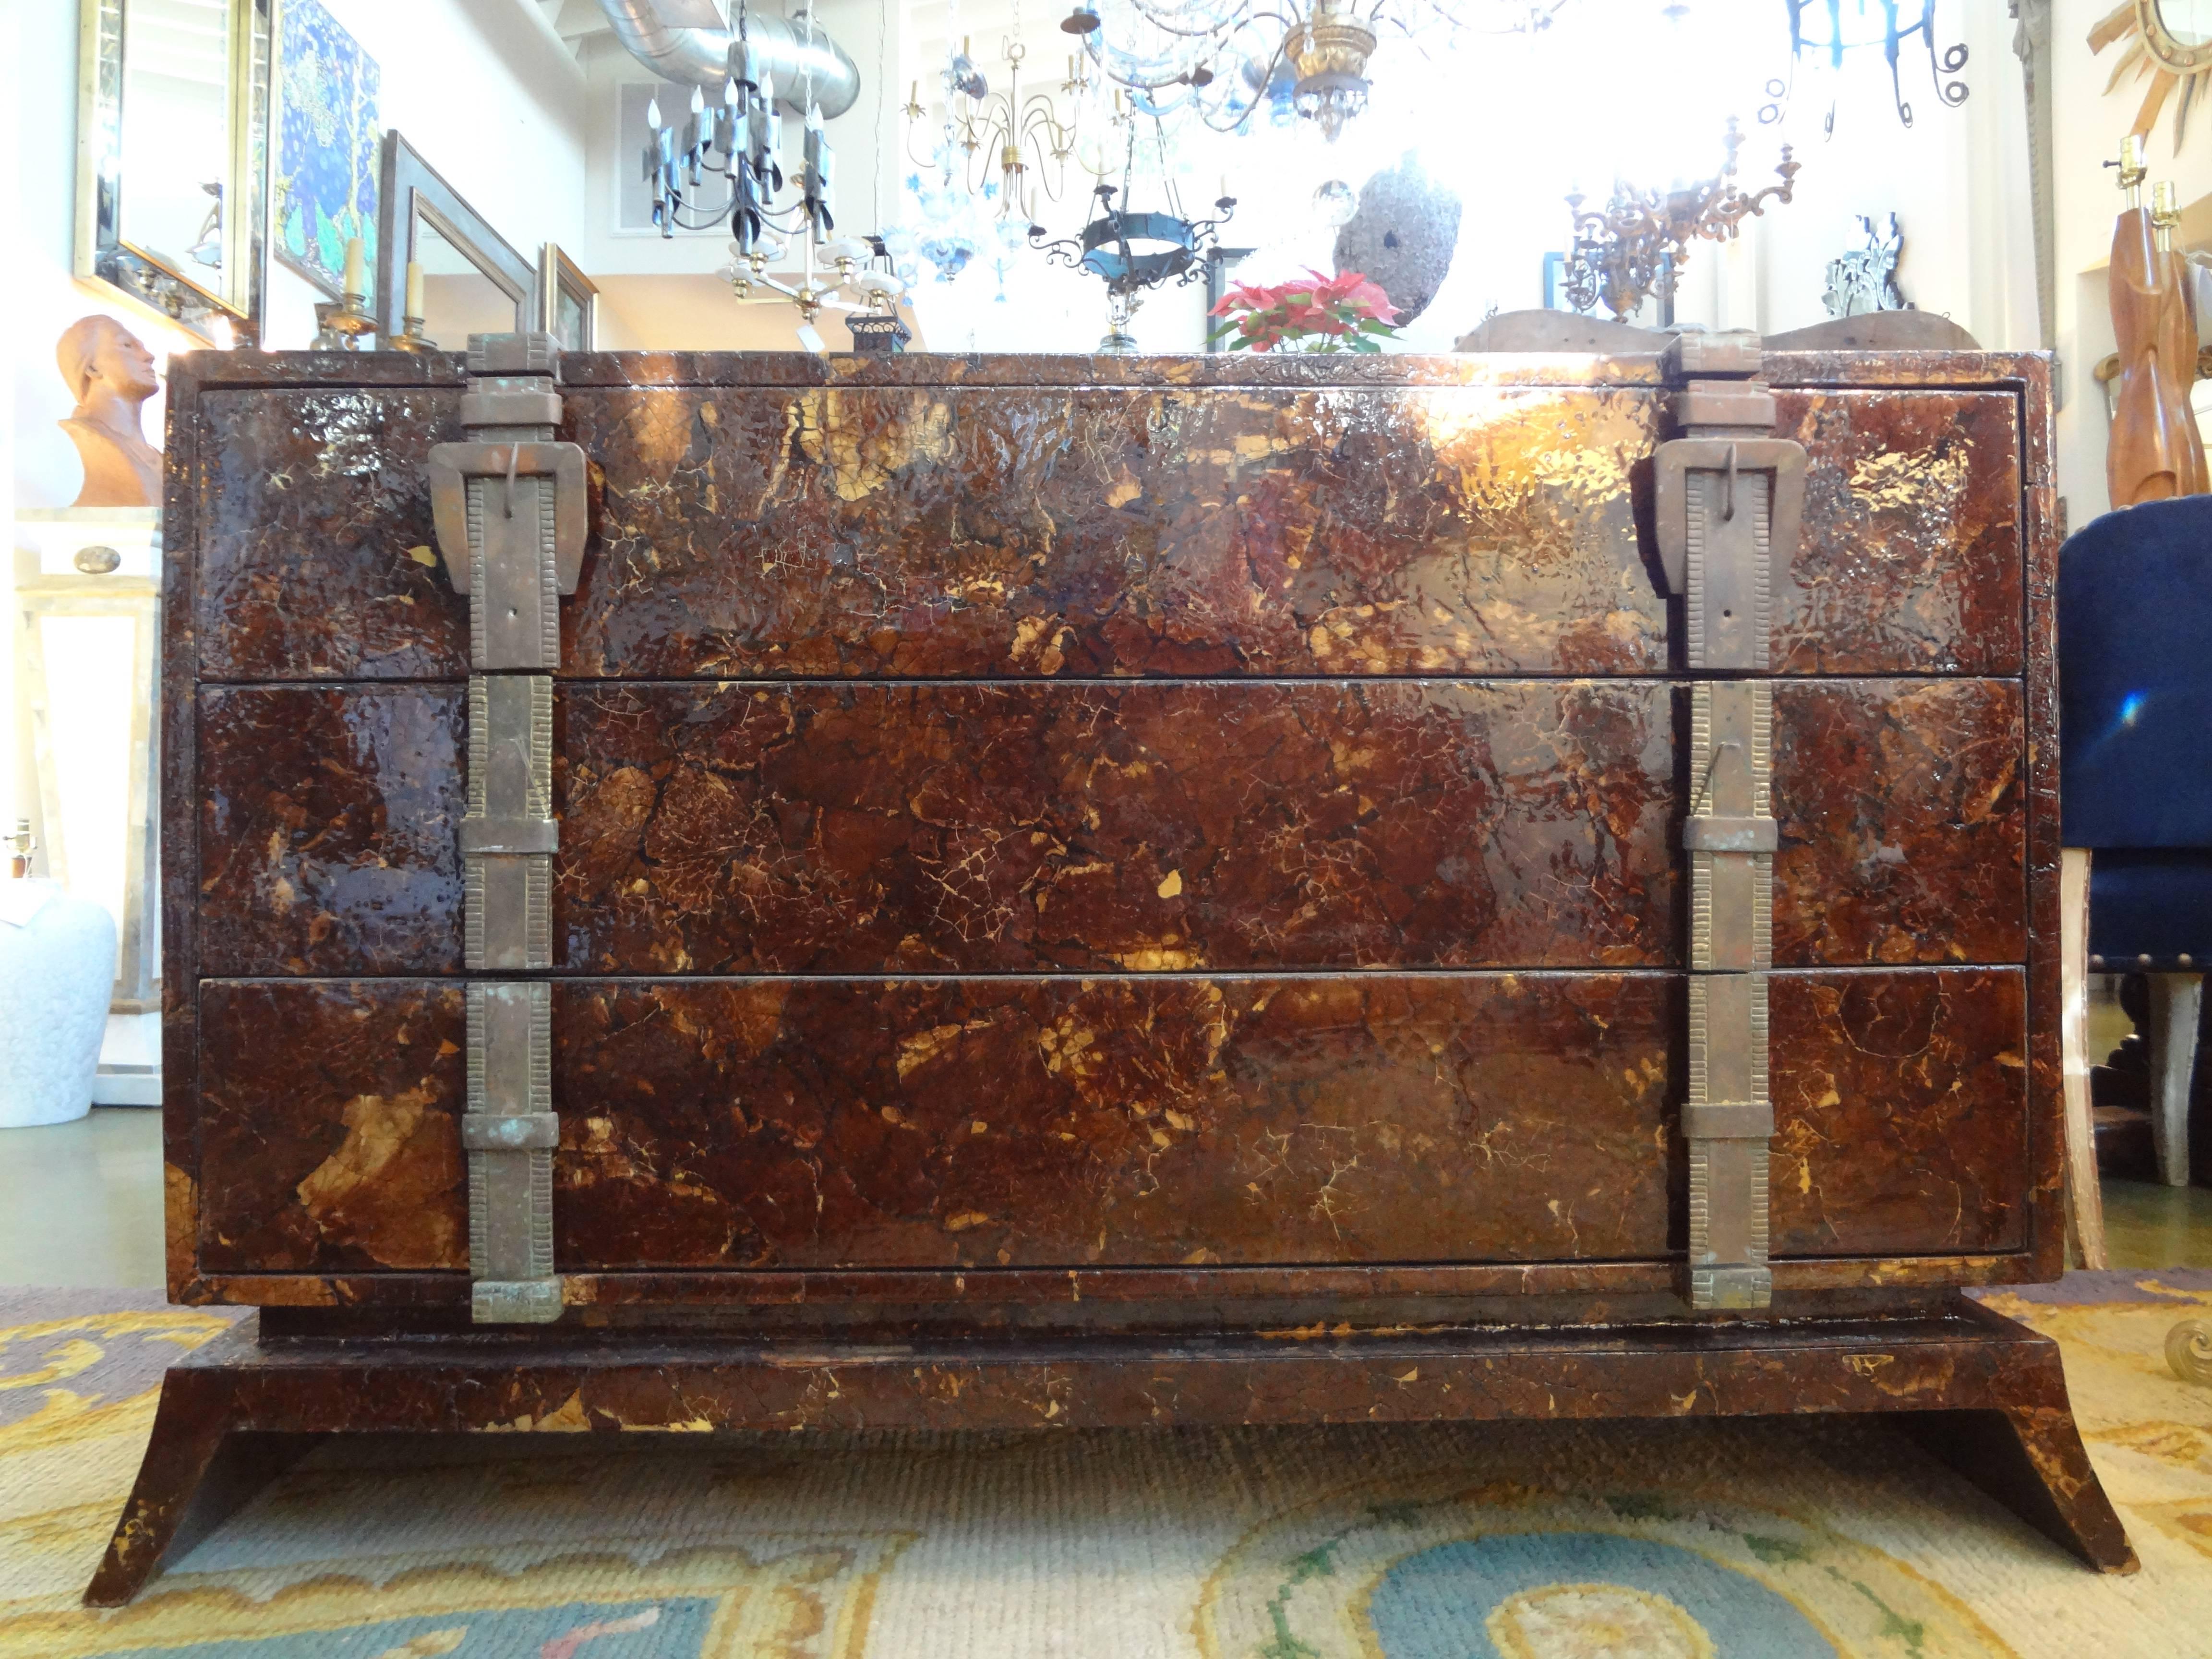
373;130;532;347
2139;0;2212;72
75;0;271;347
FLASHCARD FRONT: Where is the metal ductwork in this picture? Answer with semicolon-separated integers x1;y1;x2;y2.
596;0;861;119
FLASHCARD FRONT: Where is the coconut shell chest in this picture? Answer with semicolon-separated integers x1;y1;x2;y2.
92;339;2132;1602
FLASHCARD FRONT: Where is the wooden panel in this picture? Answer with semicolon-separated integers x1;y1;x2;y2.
192;678;2026;975
198;685;465;974
1771;388;2022;674
185;380;2021;684
557;679;1676;974
195;980;466;1273
1769;968;2029;1255
193;389;466;681
1771;678;2026;967
192;968;2025;1276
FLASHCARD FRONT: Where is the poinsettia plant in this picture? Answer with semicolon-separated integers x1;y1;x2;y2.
1207;268;1401;353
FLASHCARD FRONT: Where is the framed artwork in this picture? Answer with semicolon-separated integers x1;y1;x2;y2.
272;0;380;297
539;242;599;350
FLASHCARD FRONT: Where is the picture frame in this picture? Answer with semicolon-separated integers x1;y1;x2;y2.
270;0;379;301
373;130;533;343
539;242;599;350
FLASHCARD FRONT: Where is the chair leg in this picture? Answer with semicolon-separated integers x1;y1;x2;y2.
2147;973;2203;1188
2061;849;2110;1269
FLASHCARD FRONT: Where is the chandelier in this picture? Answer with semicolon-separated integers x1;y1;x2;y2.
1561;118;1800;322
1062;0;1565;140
641;6;912;337
1761;0;1969;133
904;1;1090;225
1028;114;1237;349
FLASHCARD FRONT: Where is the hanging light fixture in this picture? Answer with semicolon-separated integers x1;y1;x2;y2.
903;0;1091;225
1759;0;1970;133
1560;117;1800;323
1066;0;1564;142
1028;112;1237;349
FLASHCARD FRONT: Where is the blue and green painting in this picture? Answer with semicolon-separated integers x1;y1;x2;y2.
274;0;380;295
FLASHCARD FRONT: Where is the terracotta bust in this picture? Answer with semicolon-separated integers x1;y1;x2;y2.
57;316;163;509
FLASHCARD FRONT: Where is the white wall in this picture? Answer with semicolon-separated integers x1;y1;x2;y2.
264;0;590;347
7;0;594;847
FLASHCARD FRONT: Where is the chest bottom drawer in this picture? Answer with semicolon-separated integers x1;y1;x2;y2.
190;966;2026;1280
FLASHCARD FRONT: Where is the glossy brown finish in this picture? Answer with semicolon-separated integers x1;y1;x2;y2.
180;373;2022;686
192;676;2025;978
198;686;465;974
1769;969;2029;1255
158;349;2066;1300
1770;388;2022;674
191;967;2024;1275
1771;678;2026;967
82;1297;2135;1605
558;679;1674;974
565;385;1670;679
193;387;465;681
552;974;1677;1270
195;981;465;1274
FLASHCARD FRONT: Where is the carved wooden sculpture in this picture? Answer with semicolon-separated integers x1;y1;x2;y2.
2153;180;2207;494
2108;141;2202;505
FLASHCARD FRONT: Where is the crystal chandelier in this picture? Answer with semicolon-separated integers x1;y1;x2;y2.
903;0;1091;226
1062;0;1565;141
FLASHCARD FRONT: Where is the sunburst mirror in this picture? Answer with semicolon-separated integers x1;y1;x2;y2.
2092;0;2212;146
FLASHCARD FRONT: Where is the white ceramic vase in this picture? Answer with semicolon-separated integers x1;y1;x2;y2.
0;882;117;1129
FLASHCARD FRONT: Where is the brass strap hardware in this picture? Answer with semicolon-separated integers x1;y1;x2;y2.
1659;332;1791;1313
463;674;554;972
1688;683;1774;975
1652;332;1807;674
1687;973;1773;1310
427;333;588;673
1683;676;1777;1314
466;981;559;1323
435;333;578;1325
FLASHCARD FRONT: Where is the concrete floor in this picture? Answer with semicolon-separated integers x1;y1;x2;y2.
0;1107;165;1288
1;1107;2209;1290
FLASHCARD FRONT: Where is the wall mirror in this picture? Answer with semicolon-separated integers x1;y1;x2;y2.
539;244;598;350
76;0;270;347
373;130;532;346
2140;0;2212;70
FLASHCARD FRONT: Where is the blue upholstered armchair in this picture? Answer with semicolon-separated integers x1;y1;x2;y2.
2059;495;2212;1262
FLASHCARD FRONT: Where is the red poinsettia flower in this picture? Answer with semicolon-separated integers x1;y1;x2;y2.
1207;267;1401;354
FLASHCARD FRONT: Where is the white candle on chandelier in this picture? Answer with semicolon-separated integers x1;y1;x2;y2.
648;95;663;129
690;84;705;114
725;76;740;106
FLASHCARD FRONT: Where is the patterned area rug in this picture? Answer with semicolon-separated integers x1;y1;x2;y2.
2;1276;2209;1658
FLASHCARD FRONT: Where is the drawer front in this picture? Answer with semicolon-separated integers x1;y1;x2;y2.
190;967;2026;1275
196;679;2023;976
191;384;2020;681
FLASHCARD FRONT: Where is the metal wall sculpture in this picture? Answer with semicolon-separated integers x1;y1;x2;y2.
1822;213;1907;318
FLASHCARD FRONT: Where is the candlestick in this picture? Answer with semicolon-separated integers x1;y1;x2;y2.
342;235;366;299
405;260;424;321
